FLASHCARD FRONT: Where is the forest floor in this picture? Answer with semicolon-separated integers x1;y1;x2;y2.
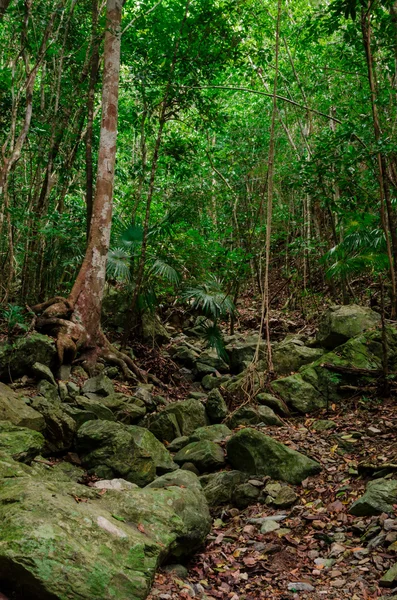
148;398;397;600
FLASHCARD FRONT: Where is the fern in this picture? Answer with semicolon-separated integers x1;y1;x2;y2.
107;248;131;282
201;321;229;363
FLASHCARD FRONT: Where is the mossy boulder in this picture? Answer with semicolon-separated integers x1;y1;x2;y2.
141;311;171;344
82;374;115;396
350;478;397;516
205;388;228;423
189;424;232;444
76;420;177;486
0;383;45;432
273;338;323;375
0;421;44;463
317;304;381;349
225;336;267;373
232;482;261;508
226;428;321;484
174;440;225;473
271;374;325;414
200;470;248;506
226;405;283;429
0;470;211;599
145;398;208;443
30;396;77;453
198;350;229;373
0;334;56;381
256;392;290;417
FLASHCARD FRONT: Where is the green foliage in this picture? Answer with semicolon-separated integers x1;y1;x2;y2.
0;304;29;339
181;276;236;321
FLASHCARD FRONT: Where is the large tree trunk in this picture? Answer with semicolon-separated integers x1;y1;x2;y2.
33;0;123;366
68;0;121;344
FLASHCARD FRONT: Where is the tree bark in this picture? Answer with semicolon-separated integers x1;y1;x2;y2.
67;0;122;348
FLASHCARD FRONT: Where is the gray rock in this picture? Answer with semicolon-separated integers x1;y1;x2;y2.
350;479;397;516
82;374;114;397
227;428;321;484
273;338;323;375
198;350;229;373
271;374;325;414
30;396;77;453
0;333;56;380
287;582;315;593
167;436;190;452
37;379;60;404
67;381;80;397
256;393;290;417
32;362;56;386
77;420;178;486
92;479;138;491
0;382;45;432
317;304;381;349
260;520;280;534
163;564;188;578
206;388;228;423
146;470;202;493
189;424;231;444
226;405;282;428
174;440;225;473
232;482;260;509
146;398;208;443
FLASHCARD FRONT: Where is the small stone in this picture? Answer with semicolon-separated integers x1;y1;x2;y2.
331;579;346;588
287;582;315;592
260;520;280;534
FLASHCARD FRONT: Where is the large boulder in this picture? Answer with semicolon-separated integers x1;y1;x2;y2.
226;428;321;484
273;337;323;375
82;374;115;397
76;420;177;486
0;468;211;599
350;478;397;516
0;333;56;380
256;392;290;417
271;374;325;414
0;421;44;463
174;440;225;473
0;383;45;432
145;398;208;443
317;304;380;349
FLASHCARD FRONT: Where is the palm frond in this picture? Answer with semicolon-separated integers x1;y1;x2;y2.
149;258;180;285
107;248;131;282
181;275;236;320
201;321;229;362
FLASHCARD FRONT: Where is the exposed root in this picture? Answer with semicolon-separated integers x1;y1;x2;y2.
31;295;148;383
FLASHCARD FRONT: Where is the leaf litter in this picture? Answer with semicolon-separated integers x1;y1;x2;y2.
148;397;397;600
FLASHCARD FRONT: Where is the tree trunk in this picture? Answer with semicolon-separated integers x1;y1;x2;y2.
68;0;121;345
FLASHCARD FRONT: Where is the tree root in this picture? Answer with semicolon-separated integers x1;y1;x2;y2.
31;296;149;383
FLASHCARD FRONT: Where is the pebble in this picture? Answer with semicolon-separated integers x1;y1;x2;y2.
287;582;315;592
331;578;347;588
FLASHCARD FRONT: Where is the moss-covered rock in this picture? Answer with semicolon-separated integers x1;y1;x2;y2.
273;338;323;375
0;383;45;432
0;470;211;599
256;392;290;417
141;312;171;344
0;422;45;463
225;335;267;373
226;405;283;429
0;334;56;381
145;398;208;443
226;428;321;484
30;396;77;453
349;478;397;516
76;420;177;486
271;374;325;414
317;304;381;349
198;350;229;373
232;482;261;508
206;388;228;423
200;470;248;506
82;374;115;396
189;424;232;444
174;440;225;473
